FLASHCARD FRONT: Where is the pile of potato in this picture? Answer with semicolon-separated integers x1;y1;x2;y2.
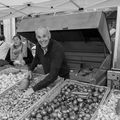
0;72;27;94
95;91;120;120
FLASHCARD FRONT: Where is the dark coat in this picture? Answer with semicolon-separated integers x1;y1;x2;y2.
29;39;69;91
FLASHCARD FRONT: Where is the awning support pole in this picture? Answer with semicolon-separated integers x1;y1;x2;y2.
113;6;120;69
69;0;83;11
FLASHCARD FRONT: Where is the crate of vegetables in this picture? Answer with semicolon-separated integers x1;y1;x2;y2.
0;70;28;96
0;71;44;97
0;66;28;94
21;79;110;120
93;89;120;120
0;74;64;120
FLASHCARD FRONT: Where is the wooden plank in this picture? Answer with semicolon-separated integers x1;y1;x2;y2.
65;52;106;57
95;69;107;84
17;11;101;32
100;54;112;70
97;76;107;86
66;55;104;62
113;7;120;69
62;41;106;53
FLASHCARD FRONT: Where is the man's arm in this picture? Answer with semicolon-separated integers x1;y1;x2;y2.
23;48;33;65
5;49;14;65
29;46;39;71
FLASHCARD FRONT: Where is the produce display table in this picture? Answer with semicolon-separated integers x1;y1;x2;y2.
94;89;120;120
0;65;114;120
21;79;110;120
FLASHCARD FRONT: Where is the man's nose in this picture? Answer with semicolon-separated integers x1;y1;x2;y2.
40;39;45;42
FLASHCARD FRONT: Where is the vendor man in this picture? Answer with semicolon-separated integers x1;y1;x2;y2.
23;26;69;95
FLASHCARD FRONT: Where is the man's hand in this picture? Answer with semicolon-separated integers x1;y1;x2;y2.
18;78;30;90
23;88;34;98
27;71;32;80
18;71;32;90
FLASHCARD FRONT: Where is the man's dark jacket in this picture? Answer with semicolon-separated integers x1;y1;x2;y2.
29;39;69;91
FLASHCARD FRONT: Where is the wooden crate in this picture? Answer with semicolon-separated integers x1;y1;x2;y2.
20;79;110;120
69;68;107;86
18;77;64;120
70;73;96;84
0;72;45;97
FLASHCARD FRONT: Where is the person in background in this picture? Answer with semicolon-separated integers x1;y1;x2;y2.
22;26;69;96
109;20;116;52
0;35;10;60
0;35;10;66
5;34;33;67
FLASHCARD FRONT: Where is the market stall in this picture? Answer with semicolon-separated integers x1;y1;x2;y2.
1;8;118;120
0;0;120;119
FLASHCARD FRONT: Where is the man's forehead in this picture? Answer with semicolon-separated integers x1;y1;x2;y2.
36;28;48;35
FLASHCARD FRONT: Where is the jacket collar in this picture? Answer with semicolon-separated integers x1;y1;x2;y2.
47;39;53;51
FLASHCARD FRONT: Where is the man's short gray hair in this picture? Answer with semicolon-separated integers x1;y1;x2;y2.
35;26;51;39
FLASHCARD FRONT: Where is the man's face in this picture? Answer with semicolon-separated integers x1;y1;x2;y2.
36;29;50;48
